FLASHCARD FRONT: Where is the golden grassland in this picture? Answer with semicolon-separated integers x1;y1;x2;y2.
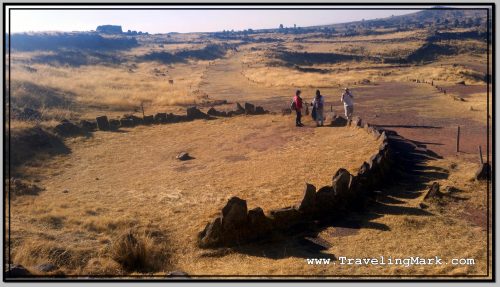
9;114;380;275
6;25;492;277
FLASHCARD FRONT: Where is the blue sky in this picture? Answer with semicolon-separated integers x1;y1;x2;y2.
9;9;420;34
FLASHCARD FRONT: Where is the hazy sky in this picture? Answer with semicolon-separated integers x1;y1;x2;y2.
9;9;420;34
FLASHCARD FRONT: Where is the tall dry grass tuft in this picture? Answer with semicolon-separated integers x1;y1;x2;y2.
108;228;171;273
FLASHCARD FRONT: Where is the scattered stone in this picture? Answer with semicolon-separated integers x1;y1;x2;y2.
176;152;193;161
282;108;292;115
96;116;110;131
423;182;443;201
419;202;429;209
475;163;491;181
6;264;31;277
62;189;69;193
36;263;58;272
456;80;466;85
244;102;255;114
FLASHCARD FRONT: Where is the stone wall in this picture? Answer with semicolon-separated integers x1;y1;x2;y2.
198;114;397;248
52;102;269;137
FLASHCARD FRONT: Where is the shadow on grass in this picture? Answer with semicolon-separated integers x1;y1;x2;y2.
225;129;447;261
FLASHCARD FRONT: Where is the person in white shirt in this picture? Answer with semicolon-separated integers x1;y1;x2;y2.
341;88;354;120
311;89;325;127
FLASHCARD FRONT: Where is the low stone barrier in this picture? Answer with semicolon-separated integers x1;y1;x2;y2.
51;102;269;138
198;115;398;248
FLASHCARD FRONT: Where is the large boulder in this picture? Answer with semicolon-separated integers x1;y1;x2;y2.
221;197;248;229
244;103;256;115
297;183;316;214
96;116;110;131
475;163;491;181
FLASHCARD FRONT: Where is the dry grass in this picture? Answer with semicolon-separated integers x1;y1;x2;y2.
9;114;380;276
6;24;491;278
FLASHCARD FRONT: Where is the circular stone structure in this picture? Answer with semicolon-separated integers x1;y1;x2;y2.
10;114;381;275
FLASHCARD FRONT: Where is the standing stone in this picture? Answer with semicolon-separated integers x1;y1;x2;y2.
332;168;352;197
79;120;97;131
475;163;491;181
255;106;266;114
270;207;302;229
96;116;110;131
244;103;256;114
297;183;316;214
330;115;348;127
109;119;121;130
143;115;154;125
198;217;223;247
221;197;248;229
248;207;273;235
154;113;167;123
186;107;209;120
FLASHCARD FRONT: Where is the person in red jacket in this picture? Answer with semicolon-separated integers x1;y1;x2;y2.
293;89;304;127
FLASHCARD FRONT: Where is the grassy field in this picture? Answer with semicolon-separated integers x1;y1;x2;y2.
6;11;492;278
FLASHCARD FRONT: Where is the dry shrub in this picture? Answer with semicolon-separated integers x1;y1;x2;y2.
82;257;124;276
13;239;94;270
108;229;170;273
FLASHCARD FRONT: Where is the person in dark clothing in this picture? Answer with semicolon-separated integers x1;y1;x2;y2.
292;89;304;127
